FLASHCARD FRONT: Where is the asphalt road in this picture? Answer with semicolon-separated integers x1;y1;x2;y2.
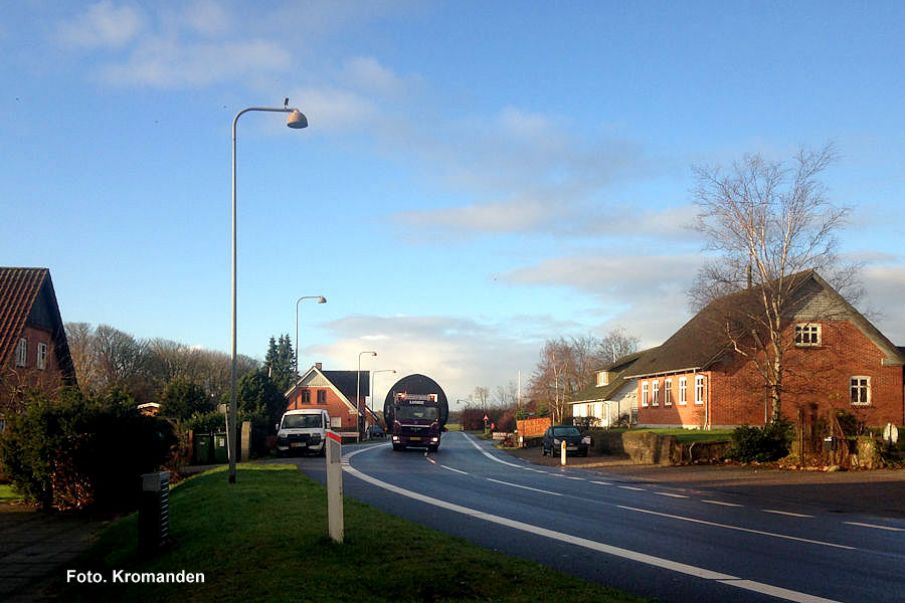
296;432;905;603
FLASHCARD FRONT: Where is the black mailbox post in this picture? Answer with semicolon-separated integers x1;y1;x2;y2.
139;471;170;555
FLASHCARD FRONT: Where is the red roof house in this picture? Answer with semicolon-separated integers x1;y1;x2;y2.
284;363;380;441
0;268;76;419
625;271;905;430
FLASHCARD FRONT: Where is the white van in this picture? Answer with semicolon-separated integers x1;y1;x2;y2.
275;409;330;456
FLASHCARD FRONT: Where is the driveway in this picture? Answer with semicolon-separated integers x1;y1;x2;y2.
0;502;110;602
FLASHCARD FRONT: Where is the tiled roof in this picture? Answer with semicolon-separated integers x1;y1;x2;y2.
624;270;905;378
322;370;370;402
0;267;49;367
572;348;657;403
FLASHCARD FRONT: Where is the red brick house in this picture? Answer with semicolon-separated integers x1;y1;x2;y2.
284;363;380;441
626;271;905;429
0;267;77;424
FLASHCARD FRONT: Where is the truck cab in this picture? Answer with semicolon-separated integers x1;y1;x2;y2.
389;393;442;452
276;409;330;456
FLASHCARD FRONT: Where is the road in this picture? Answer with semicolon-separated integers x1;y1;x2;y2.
297;431;905;603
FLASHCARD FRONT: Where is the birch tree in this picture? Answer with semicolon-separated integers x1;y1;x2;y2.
690;144;854;421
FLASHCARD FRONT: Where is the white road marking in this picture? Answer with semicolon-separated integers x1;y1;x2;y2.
844;521;905;532
591;480;613;486
486;478;562;496
461;432;528;469
702;499;743;508
618;485;646;492
343;455;841;603
441;465;469;476
654;492;689;499
564;476;585;481
764;509;814;519
618;505;852;550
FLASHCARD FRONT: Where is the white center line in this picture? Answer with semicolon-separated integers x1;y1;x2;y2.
618;505;852;550
591;480;613;486
486;477;562;496
764;509;814;518
654;492;689;499
618;485;646;492
702;499;743;508
441;465;469;476
844;521;905;532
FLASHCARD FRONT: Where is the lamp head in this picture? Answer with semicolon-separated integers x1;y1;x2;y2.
317;296;327;304
286;109;308;129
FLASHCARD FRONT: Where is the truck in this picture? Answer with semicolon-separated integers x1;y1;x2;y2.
387;393;444;452
383;373;449;452
275;408;330;456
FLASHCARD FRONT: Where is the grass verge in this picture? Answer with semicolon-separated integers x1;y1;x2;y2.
640;428;734;444
57;464;647;603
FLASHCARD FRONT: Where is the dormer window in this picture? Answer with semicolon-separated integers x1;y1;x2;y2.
596;371;610;386
795;323;821;346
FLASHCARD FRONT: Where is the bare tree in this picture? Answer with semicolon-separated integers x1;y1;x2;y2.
598;328;640;364
472;386;490;412
691;144;854;420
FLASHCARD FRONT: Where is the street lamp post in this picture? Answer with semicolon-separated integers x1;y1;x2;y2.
356;351;377;440
370;369;396;429
295;295;327;377
229;102;308;485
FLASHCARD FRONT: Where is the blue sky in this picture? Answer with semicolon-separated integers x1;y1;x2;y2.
2;1;904;406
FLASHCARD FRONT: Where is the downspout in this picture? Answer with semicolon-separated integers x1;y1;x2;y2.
706;372;713;430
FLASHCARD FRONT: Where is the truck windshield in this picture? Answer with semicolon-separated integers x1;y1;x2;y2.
396;405;439;421
282;414;323;429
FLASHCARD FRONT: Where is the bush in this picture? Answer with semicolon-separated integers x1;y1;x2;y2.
727;419;793;463
0;389;177;511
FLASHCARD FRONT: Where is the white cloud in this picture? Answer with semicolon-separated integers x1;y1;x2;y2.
342;56;405;97
503;253;705;346
306;314;540;404
395;197;551;235
290;86;378;132
859;260;905;343
99;38;290;88
58;1;144;48
182;0;232;37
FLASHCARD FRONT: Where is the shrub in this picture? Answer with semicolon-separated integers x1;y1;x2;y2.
727;419;793;462
0;389;177;511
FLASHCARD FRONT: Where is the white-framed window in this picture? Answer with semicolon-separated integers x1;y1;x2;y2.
664;379;672;406
15;338;27;367
651;380;660;406
331;417;342;429
37;342;48;370
641;381;649;407
795;323;821;347
678;377;687;405
850;376;871;405
694;375;706;406
596;371;609;386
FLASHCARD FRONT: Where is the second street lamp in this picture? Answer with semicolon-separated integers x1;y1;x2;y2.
228;101;308;485
295;295;327;377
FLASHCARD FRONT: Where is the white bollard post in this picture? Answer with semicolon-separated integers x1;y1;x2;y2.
561;439;567;466
325;431;344;543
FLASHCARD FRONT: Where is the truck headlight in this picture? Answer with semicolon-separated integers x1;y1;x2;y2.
431;437;439;443
392;435;400;442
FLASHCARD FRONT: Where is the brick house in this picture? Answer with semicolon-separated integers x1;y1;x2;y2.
284;363;380;441
0;267;76;426
625;271;905;429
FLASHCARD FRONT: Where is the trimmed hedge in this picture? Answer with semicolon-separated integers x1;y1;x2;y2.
0;388;177;511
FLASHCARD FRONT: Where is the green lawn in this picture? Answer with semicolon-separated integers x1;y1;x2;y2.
639;428;734;444
57;464;647;603
0;483;23;503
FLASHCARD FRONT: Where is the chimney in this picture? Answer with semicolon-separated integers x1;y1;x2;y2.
315;362;322;371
